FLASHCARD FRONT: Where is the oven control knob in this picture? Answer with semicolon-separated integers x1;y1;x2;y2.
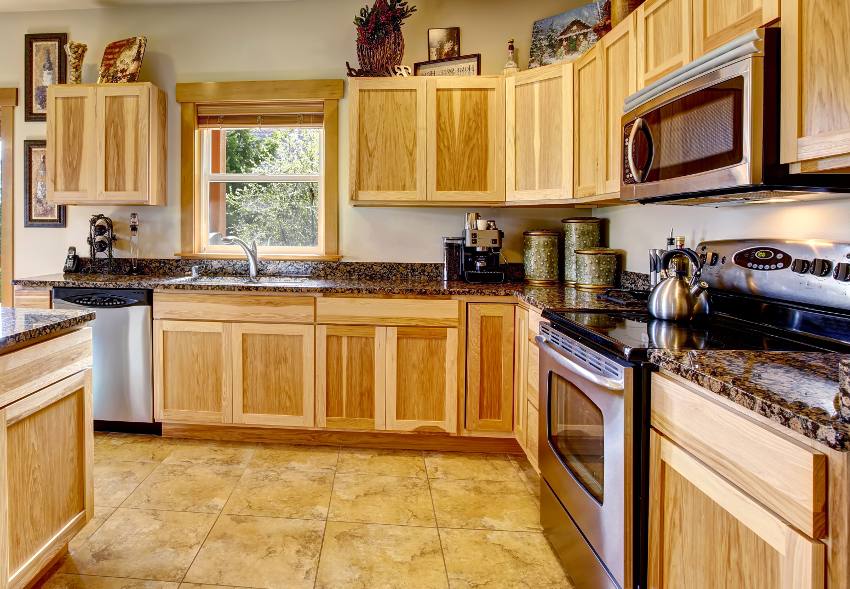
834;262;850;282
811;258;833;277
791;259;811;274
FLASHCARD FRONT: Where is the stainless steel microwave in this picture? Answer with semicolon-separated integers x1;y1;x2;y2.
620;29;850;205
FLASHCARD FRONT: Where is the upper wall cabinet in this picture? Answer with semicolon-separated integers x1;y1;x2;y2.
506;63;574;204
47;82;167;206
636;0;692;88
780;0;850;173
692;0;779;57
574;45;603;198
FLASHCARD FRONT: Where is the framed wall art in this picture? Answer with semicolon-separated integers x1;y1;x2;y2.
24;140;65;228
414;53;481;77
25;33;68;122
529;1;612;68
428;27;461;60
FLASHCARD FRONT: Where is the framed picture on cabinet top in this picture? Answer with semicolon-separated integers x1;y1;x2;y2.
414;53;481;77
428;27;461;60
24;140;66;228
24;33;68;122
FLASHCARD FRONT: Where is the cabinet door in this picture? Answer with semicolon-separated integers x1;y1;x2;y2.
154;320;232;424
600;15;637;195
232;323;314;428
97;84;150;203
636;0;692;88
349;78;427;202
693;0;779;58
2;370;93;589
427;77;506;203
649;430;825;589
574;46;603;198
513;307;528;446
386;327;458;433
46;85;96;203
506;64;574;203
780;0;850;171
316;325;385;431
466;303;515;434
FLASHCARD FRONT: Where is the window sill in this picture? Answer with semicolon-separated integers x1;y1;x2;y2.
176;252;343;262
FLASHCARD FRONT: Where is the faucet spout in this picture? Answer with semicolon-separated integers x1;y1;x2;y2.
222;236;260;281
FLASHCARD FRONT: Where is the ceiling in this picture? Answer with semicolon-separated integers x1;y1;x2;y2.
0;0;300;12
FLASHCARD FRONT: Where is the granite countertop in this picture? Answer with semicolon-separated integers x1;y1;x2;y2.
0;307;95;354
651;349;850;451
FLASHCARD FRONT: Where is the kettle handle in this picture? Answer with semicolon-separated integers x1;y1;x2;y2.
660;248;702;275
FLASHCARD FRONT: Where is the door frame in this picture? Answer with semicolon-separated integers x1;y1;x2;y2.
0;89;16;307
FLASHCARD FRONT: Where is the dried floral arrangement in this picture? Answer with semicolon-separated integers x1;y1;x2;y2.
347;0;417;77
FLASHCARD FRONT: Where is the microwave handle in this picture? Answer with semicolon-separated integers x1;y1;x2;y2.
535;336;625;391
627;117;654;183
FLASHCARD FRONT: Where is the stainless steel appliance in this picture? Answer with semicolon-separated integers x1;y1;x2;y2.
537;238;850;588
53;288;156;430
620;29;850;205
461;212;505;283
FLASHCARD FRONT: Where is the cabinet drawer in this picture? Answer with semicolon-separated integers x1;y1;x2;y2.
651;372;827;538
316;297;459;326
526;342;540;409
154;292;315;323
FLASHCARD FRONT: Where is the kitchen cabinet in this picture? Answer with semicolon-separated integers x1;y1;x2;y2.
780;0;850;173
505;63;573;203
47;82;166;206
12;286;51;309
466;303;514;434
316;325;385;431
231;323;314;428
386;326;458;434
636;0;692;88
573;45;603;198
513;307;528;446
692;0;779;58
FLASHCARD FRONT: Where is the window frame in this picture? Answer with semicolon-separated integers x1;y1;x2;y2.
176;80;342;260
0;88;17;307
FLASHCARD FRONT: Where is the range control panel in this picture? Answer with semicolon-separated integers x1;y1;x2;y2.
697;239;850;310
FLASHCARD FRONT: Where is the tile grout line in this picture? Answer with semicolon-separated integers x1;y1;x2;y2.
312;445;341;589
425;452;452;589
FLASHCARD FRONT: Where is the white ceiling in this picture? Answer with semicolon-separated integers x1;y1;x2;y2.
0;0;301;12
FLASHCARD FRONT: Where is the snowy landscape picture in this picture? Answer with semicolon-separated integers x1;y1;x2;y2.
529;1;612;68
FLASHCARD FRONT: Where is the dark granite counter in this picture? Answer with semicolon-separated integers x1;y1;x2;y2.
0;307;95;354
651;349;850;451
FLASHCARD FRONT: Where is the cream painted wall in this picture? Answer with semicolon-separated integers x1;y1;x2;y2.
1;0;582;278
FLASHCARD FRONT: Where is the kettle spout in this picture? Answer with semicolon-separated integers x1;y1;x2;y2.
690;280;709;299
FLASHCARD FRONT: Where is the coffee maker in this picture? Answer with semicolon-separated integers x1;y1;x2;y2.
459;212;505;283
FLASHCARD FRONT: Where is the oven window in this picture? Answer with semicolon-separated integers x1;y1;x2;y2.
549;373;605;504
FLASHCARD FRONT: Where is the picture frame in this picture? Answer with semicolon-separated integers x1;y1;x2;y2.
428;27;461;60
414;53;481;77
529;1;612;69
24;140;65;228
25;33;68;122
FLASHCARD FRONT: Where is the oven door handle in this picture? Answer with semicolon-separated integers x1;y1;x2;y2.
535;336;625;391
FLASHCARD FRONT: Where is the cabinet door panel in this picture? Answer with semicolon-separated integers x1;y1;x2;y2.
386;326;458;433
574;46;603;197
466;303;515;433
693;0;779;58
232;323;314;427
350;78;427;202
47;86;96;203
317;325;385;430
636;0;692;88
513;308;528;447
427;77;505;202
649;430;825;589
154;320;231;424
97;85;150;202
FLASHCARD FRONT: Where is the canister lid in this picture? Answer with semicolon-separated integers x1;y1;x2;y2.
574;248;618;255
561;217;601;224
523;230;560;236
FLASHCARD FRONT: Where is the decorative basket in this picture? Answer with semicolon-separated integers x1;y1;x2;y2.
349;29;404;77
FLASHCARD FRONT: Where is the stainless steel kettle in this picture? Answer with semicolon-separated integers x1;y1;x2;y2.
648;248;710;321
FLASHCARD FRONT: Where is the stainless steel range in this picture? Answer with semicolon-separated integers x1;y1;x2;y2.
536;239;850;589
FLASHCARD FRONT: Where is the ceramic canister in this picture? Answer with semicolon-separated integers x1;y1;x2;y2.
563;217;602;286
574;248;619;292
523;230;560;285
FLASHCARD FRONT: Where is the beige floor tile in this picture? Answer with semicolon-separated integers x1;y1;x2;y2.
178;585;245;589
329;474;435;527
249;444;339;472
337;448;426;479
62;508;216;581
430;479;541;532
94;434;176;463
162;442;255;470
510;455;541;499
315;521;447;589
40;574;179;589
224;467;334;519
183;514;324;589
70;505;115;550
440;529;571;589
122;463;242;513
424;452;520;482
93;461;158;508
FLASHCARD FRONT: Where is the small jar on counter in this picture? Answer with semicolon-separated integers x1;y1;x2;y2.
574;248;619;292
563;218;602;286
523;230;560;285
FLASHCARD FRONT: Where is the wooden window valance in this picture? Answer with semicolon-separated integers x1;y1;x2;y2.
196;101;324;128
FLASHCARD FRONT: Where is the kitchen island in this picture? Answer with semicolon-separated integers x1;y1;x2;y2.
0;308;94;589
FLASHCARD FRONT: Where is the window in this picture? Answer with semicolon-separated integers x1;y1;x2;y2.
176;80;342;259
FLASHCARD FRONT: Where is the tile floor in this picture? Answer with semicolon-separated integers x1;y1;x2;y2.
41;433;572;589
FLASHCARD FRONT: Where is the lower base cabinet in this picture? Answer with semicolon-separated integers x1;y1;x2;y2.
466;303;515;434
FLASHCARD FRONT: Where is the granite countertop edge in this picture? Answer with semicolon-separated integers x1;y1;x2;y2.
0;308;96;354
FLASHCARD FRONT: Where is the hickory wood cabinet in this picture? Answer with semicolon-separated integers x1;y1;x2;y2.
692;0;779;56
635;0;692;88
465;303;515;434
47;82;167;205
514;305;542;471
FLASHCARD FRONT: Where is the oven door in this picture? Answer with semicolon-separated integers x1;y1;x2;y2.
536;334;633;589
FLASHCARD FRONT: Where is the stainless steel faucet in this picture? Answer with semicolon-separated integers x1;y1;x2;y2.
222;236;260;281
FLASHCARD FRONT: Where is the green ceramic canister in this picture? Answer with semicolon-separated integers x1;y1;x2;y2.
523;230;560;285
562;217;602;286
574;248;619;292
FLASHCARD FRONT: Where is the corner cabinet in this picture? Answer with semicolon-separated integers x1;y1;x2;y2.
47;82;167;206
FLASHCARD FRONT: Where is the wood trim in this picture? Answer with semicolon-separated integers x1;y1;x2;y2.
176;80;344;103
153;292;315;323
0;88;17;107
0;103;14;306
180;102;200;255
323;99;339;256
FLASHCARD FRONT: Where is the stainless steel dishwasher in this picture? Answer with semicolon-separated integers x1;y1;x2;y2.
53;287;155;429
